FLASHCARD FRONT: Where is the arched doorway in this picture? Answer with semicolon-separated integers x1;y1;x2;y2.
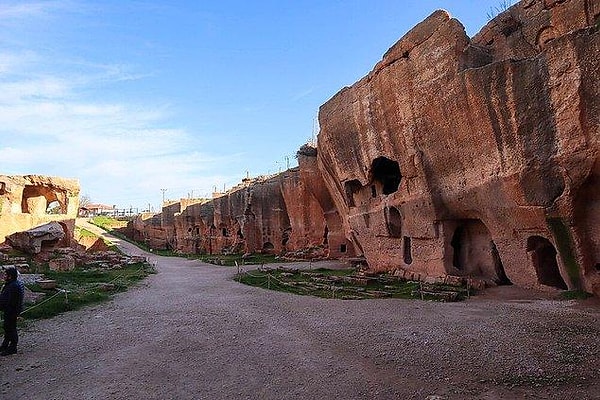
449;219;511;285
526;236;568;290
385;206;402;238
262;242;275;253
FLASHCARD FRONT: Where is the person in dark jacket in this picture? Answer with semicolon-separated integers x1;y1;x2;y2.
0;266;25;356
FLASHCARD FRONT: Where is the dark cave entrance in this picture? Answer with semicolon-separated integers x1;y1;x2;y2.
385;206;402;238
449;219;511;284
371;157;401;195
403;236;413;265
526;236;568;290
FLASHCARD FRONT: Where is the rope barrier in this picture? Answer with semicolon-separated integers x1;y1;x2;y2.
20;289;68;315
236;267;319;296
4;263;152;320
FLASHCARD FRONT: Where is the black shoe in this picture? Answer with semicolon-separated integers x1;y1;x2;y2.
0;348;17;356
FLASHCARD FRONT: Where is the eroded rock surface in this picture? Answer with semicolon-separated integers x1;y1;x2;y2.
317;0;600;294
131;166;354;260
129;0;600;296
6;221;66;254
0;175;80;247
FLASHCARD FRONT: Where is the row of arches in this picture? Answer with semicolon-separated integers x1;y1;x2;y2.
342;153;585;290
449;220;569;289
384;209;570;290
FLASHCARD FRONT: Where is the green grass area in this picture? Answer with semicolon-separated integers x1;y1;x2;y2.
90;215;129;231
118;241;283;267
237;268;470;301
196;253;281;266
75;226;97;239
0;263;156;332
75;226;120;253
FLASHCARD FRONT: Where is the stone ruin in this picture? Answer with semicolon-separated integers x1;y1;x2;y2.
0;175;149;288
0;175;80;252
131;164;355;260
131;0;600;296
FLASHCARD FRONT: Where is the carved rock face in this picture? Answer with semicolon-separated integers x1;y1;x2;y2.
137;167;353;259
0;175;80;247
6;221;66;254
317;0;600;294
129;0;600;296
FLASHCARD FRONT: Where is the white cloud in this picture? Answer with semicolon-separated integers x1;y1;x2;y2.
0;1;250;209
291;87;316;102
0;0;84;20
0;51;39;73
0;42;215;209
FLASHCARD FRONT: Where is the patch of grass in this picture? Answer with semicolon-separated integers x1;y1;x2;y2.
75;226;97;239
127;247;285;267
90;215;128;231
237;268;469;301
74;226;120;253
17;262;155;321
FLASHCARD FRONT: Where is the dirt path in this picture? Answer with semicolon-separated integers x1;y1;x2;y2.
1;224;599;399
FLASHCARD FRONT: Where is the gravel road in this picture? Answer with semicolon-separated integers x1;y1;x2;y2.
1;225;599;400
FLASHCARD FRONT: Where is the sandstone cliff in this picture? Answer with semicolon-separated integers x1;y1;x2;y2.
317;0;600;294
131;167;354;259
129;0;600;296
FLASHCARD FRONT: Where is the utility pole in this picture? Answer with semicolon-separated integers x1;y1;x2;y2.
160;188;167;205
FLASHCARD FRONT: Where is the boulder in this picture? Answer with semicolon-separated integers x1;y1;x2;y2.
6;222;65;254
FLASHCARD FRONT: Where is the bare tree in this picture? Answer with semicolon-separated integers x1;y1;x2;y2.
79;193;92;208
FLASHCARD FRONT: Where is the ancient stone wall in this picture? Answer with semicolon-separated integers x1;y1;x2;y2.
130;212;166;249
317;0;600;294
0;175;80;247
297;146;356;258
132;166;353;259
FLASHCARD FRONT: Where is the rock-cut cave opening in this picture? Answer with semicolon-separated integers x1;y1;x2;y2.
371;157;401;195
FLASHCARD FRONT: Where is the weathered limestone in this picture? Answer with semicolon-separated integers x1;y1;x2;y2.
0;175;80;248
48;255;76;271
317;0;600;294
296;145;356;258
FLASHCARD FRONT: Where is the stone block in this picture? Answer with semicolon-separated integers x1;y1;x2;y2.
49;256;75;272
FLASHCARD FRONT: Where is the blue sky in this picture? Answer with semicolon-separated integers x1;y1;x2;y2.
0;0;513;211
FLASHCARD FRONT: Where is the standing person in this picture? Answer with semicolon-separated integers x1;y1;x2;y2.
0;266;25;356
